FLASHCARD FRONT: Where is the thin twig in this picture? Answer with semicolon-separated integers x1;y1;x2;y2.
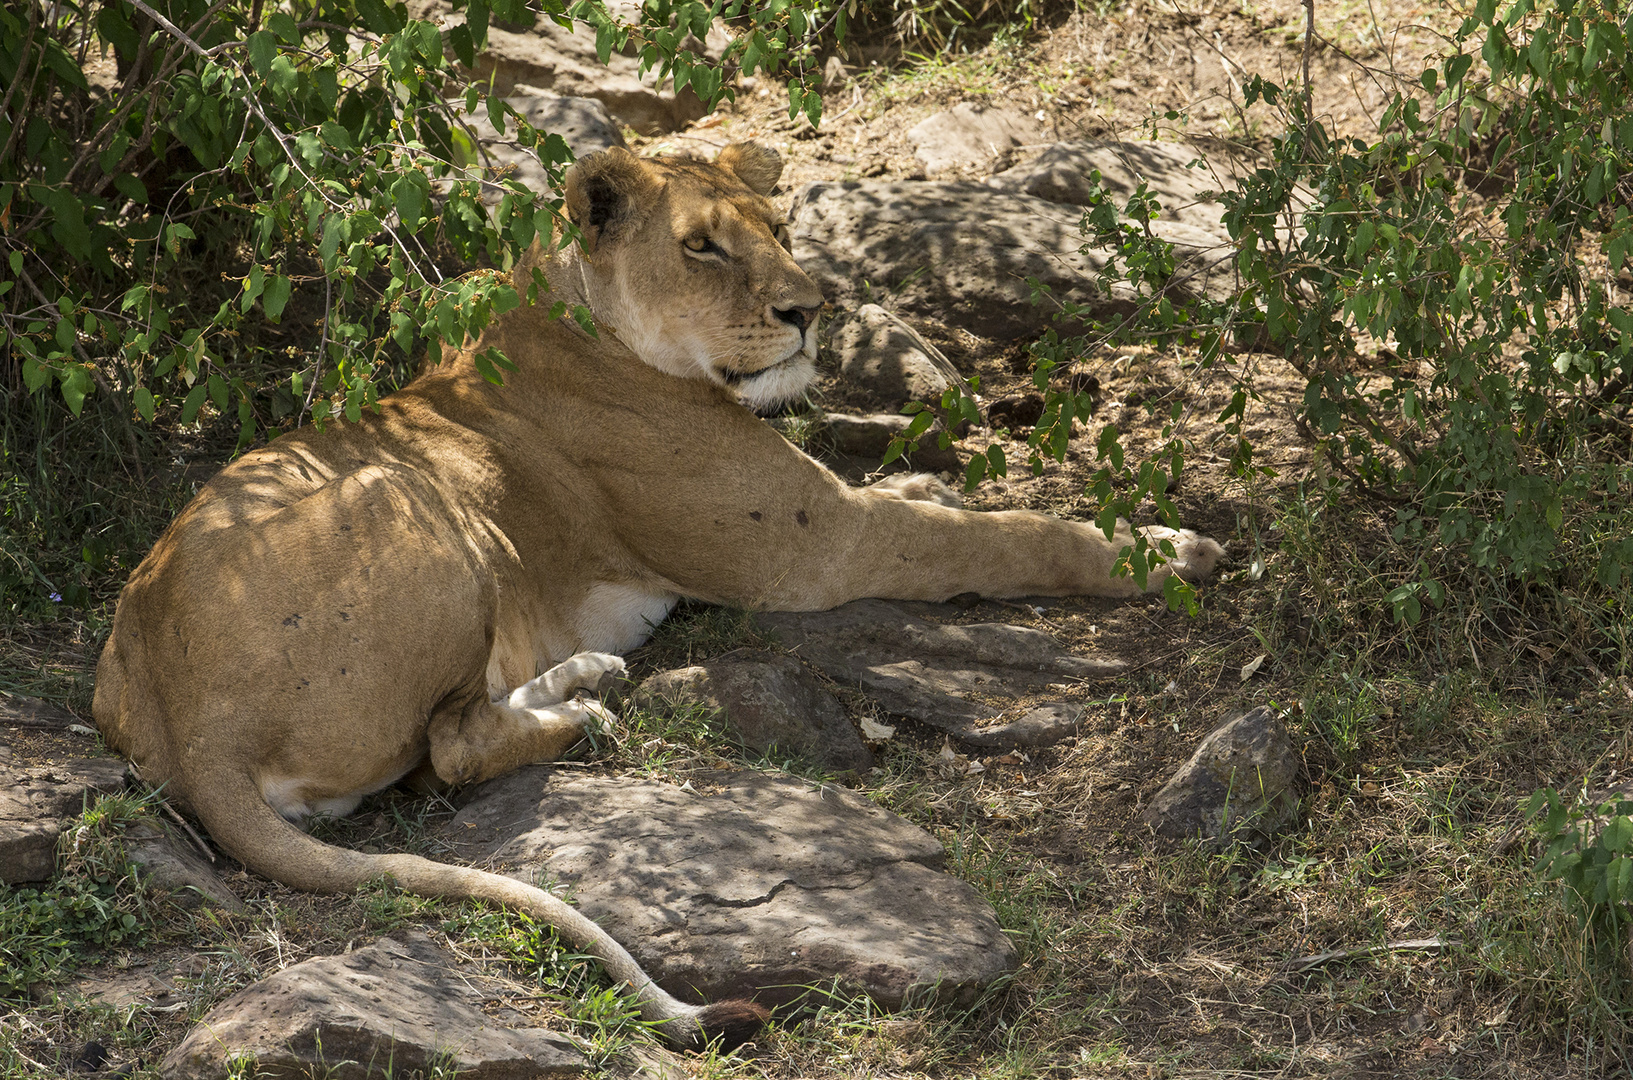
1283;935;1455;973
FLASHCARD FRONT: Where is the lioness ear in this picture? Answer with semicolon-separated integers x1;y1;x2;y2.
717;142;782;196
564;148;655;254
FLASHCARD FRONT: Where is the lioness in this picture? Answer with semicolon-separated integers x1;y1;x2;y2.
94;142;1223;1048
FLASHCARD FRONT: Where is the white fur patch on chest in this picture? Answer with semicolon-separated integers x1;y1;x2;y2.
574;582;678;655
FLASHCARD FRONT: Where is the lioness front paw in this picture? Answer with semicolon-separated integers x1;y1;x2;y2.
1139;526;1226;586
866;473;963;508
508;652;628;709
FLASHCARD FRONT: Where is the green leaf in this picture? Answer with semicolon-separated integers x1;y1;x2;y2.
60;365;94;416
356;0;407;34
248;29;277;78
263;276;293;321
133;387;156;422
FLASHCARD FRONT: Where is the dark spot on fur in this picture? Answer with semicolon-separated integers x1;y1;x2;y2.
796;509;809;527
340;667;347;676
338;611;350;620
749;510;762;521
283;614;301;627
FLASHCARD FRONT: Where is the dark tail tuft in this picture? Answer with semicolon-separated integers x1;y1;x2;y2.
695;999;771;1051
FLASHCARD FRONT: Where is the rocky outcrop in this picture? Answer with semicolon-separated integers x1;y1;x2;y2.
986;139;1231;233
440;768;1016;1009
409;0;725;132
466;94;628;197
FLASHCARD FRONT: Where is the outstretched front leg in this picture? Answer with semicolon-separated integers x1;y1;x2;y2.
428;653;627;786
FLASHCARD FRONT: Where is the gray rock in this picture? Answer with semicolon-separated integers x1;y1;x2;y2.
634;651;873;772
162;931;587;1079
409;0;724;133
908;104;1044;178
1139;705;1299;843
814;411;962;474
0;693;81;729
440;769;1016;1009
987;140;1229;235
0;758;129;884
756;599;1123;748
789;180;1232;340
123;821;247;913
467;94;628;197
827;304;963;408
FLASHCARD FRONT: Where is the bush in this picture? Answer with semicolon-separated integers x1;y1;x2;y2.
907;0;1633;650
0;0;833;616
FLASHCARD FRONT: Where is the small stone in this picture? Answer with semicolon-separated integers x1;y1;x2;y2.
634;651;873;772
1139;706;1299;843
987;394;1046;430
0;758;129;884
162;931;587;1079
827;304;963;408
822;54;849;92
812;411;961;474
908;104;1043;178
123;821;247;913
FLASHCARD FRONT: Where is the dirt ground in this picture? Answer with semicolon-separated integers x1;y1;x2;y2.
8;1;1616;1077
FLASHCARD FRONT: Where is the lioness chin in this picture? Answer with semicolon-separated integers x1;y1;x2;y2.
93;141;1223;1049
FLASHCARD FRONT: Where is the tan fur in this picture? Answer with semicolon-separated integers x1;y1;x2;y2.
93;144;1222;1047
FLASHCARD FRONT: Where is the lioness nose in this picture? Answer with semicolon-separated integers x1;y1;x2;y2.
773;303;819;331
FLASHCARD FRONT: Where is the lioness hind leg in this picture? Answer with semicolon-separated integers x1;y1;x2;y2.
428;695;617;787
508;652;627;709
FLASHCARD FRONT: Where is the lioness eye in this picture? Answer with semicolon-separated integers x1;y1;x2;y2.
683;236;713;254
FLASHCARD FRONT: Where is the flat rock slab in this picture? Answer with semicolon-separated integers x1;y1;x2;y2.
756;599;1123;749
0;757;128;884
790;180;1232;340
123;820;247;913
163;931;586;1079
441;768;1015;1009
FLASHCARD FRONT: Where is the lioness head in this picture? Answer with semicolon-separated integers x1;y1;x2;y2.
562;142;823;410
